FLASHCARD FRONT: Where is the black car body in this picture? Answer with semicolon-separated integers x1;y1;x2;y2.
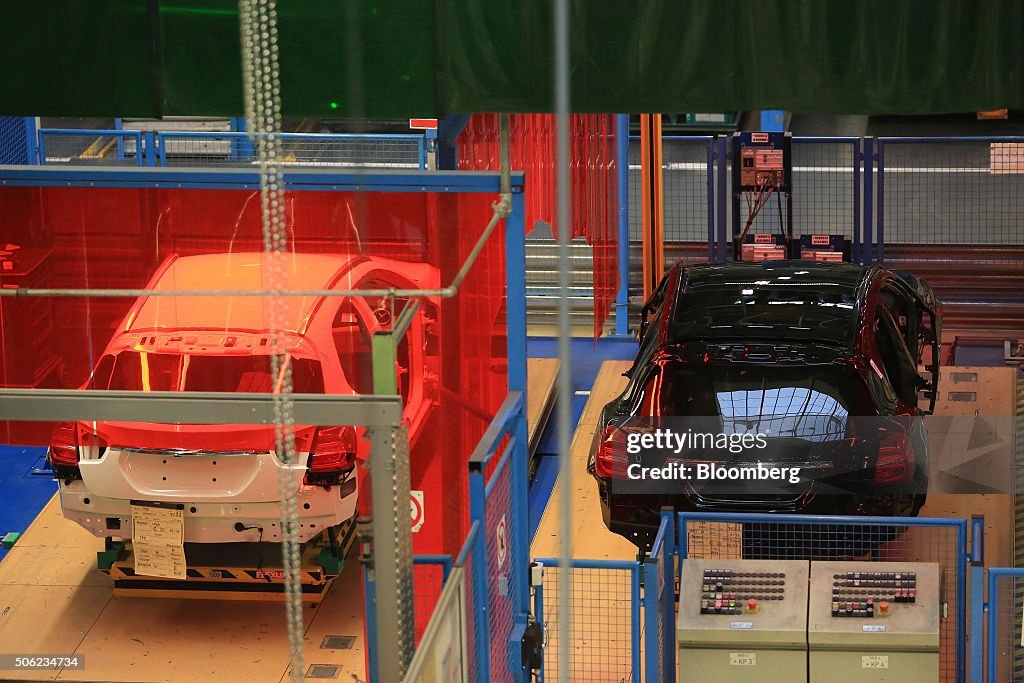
589;261;942;551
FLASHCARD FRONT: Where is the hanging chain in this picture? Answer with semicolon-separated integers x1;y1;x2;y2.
239;1;305;681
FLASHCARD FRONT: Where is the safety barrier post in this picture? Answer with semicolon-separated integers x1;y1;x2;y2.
968;516;985;683
876;139;885;262
35;130;46;165
715;136;728;261
706;138;715;261
533;575;545;683
143;131;156;167
469;461;492;682
863;137;875;265
853;137;862;262
615;113;630;336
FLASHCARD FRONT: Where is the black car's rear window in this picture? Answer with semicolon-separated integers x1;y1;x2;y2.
670;282;857;344
631;361;878;423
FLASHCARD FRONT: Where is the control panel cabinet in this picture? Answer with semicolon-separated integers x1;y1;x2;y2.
808;561;939;682
677;559;809;683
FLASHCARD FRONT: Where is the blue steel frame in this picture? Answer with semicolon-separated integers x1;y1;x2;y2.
644;510;676;683
677;511;969;683
968;516;985;683
532;557;642;683
468;390;529;682
37;129;145;167
984;566;1024;683
156;131;427;169
0;165;530;683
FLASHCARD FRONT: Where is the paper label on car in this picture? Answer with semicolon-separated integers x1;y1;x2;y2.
862;655;888;669
730;653;756;666
131;502;186;580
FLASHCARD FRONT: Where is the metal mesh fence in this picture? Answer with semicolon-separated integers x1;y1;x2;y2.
989;571;1024;682
0;117;32;164
679;514;966;683
735;138;859;241
39;131;142;166
460;525;480;683
159;132;425;169
629;136;713;265
644;515;675;683
536;560;639;683
879;139;1024;248
485;448;516;683
412;559;450;646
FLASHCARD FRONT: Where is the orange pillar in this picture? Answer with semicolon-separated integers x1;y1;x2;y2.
640;114;665;302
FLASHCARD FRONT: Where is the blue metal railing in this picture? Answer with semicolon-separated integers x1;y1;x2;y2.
35;128;427;170
38;128;145;167
678;511;969;683
468;391;529;683
644;510;675;683
532;557;642;683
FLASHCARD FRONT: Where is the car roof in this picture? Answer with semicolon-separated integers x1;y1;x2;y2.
124;252;359;334
668;260;871;346
680;260;869;288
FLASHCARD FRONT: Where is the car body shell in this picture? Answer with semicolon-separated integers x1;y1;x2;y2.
53;252;439;544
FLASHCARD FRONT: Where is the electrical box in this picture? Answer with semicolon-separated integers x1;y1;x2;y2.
808;561;939;682
740;147;785;190
677;559;809;683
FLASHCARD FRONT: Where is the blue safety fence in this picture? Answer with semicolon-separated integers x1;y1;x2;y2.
38;128;146;166
644;511;676;683
677;512;969;683
468;391;530;683
35;129;427;170
533;557;642;682
0;117;36;164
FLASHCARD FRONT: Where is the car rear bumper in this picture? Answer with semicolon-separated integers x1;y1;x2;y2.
58;478;357;544
597;478;924;551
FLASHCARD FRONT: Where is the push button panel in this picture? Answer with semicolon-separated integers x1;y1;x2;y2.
699;568;787;615
830;570;918;618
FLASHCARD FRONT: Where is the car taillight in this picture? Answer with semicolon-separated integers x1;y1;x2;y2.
47;422;82;481
594;425;631;479
305;426;358;485
873;431;913;484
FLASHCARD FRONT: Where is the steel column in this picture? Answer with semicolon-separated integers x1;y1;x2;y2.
863;137;874;265
615;113;630;336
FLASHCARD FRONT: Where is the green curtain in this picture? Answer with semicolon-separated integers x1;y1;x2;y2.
1;0;1021;117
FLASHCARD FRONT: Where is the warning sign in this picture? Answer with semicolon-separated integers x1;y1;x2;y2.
411;490;425;533
496;514;508;568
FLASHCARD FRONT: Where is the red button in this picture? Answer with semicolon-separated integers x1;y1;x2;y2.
747;598;758;609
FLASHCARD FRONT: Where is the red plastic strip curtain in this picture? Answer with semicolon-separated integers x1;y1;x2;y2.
459;114;619;338
0;184;507;558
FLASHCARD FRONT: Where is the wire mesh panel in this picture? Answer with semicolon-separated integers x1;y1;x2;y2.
413;558;451;646
629;135;713;266
159;132;426;169
679;513;967;683
644;514;675;683
877;138;1024;335
485;448;516;683
0;116;32;164
878;139;1024;248
987;569;1024;682
39;130;143;166
536;560;640;683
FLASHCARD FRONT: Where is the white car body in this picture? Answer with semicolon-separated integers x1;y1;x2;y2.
52;252;439;544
